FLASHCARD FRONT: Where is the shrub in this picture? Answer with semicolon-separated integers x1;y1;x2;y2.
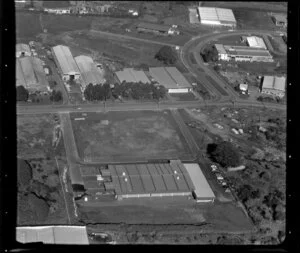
28;193;49;222
210;141;241;167
154;46;177;65
16;85;29;101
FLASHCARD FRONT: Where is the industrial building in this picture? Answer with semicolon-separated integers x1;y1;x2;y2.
197;7;236;28
149;67;192;93
272;14;287;27
16;226;89;244
214;44;273;62
246;36;267;49
136;22;179;35
74;55;105;90
16;43;31;58
261;76;286;98
16;56;49;93
115;68;151;84
52;45;80;81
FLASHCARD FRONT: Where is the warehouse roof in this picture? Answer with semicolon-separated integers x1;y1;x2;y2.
108;161;195;195
16;43;31;54
137;22;171;32
149;67;191;89
74;55;105;86
115;68;150;84
262;76;286;91
198;7;236;23
52;45;80;75
246;36;267;49
16;57;49;92
215;44;227;54
183;163;215;199
223;45;272;57
16;226;89;244
272;14;287;23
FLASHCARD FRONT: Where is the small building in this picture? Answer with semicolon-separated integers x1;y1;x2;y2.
149;67;192;93
246;36;267;49
197;7;236;28
183;163;215;203
272;14;287;27
16;43;31;58
261;76;286;98
52;45;81;81
16;226;89;244
136;22;179;36
214;44;273;62
239;83;248;92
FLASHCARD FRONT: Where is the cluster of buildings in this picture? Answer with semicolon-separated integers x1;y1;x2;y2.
73;161;215;203
214;35;273;63
51;45;105;92
16;43;50;94
136;22;180;36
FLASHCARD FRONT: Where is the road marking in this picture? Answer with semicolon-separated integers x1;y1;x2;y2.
55;156;71;224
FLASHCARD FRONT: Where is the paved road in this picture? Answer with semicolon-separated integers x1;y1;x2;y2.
89;29;179;47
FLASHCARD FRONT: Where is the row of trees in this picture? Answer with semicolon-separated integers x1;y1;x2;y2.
83;82;167;101
17;85;62;102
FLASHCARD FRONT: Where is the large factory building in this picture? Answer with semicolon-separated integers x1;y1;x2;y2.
197;7;236;28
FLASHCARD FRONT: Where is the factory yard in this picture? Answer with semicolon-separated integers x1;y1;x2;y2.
71;110;196;163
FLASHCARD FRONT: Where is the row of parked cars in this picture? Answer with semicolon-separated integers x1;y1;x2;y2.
210;165;231;193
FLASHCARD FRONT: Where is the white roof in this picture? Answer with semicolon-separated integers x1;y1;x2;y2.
198;7;236;23
246;36;267;49
262;76;286;91
116;68;150;83
16;43;31;54
184;163;215;199
16;226;89;245
239;83;248;91
74;55;105;86
52;45;80;75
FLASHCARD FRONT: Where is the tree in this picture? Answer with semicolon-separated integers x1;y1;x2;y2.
155;46;177;65
210;141;241;167
50;90;62;102
16;85;29;101
201;46;218;63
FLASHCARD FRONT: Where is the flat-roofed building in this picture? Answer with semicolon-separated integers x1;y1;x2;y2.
52;45;80;81
16;226;89;245
214;44;273;62
115;68;150;84
261;76;286;98
108;161;195;200
197;7;236;28
16;56;49;93
74;55;105;90
246;36;267;49
149;67;192;93
16;43;31;58
137;22;179;35
183;163;215;203
272;14;287;27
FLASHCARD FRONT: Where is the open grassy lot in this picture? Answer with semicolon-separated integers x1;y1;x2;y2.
17;114;76;225
71;110;194;162
16;12;43;38
169;92;198;101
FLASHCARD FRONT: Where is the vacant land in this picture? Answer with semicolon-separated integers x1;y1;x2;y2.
71;110;194;162
16;12;42;38
17;114;76;225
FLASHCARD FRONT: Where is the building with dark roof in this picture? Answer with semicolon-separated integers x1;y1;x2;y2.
137;22;179;36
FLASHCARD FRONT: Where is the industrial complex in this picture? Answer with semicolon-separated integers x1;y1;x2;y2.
197;7;236;28
149;67;192;93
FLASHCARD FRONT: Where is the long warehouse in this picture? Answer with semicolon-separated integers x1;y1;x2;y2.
52;45;81;81
115;68;151;84
197;7;236;28
149;67;192;93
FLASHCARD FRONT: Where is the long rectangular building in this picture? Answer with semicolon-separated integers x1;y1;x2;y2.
52;45;80;81
115;68;150;84
136;22;179;35
16;56;49;93
198;7;236;28
214;44;273;62
74;55;105;90
149;67;192;93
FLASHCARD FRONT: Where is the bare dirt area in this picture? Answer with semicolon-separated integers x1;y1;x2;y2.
71;110;194;163
17;114;77;225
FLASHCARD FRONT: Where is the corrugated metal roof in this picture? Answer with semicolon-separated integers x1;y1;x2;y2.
184;163;215;199
115;68;150;83
137;22;171;32
215;44;227;54
215;8;236;23
16;226;89;245
52;45;80;75
74;55;105;87
262;76;286;91
165;67;192;89
246;36;267;49
149;67;177;89
223;45;272;57
16;43;31;54
198;7;236;23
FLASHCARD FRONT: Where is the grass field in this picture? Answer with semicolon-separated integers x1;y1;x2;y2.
205;75;229;96
71;110;195;162
16;12;43;38
169;92;198;101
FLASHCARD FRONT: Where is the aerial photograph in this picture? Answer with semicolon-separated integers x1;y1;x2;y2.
16;0;287;245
